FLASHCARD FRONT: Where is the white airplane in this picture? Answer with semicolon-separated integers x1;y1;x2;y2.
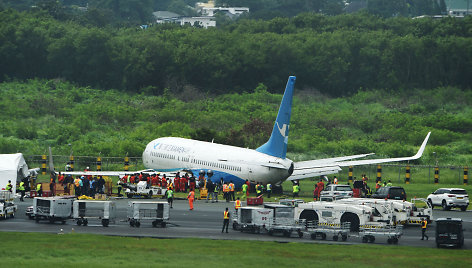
58;76;431;191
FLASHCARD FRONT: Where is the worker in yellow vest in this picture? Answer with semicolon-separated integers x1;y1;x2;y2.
421;218;429;240
36;183;43;197
292;184;300;198
222;207;230;233
235;197;241;211
5;180;12;192
18;181;25;201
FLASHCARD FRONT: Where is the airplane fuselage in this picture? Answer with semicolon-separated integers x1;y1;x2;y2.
142;137;293;187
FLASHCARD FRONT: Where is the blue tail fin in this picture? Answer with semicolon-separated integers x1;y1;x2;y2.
256;76;296;159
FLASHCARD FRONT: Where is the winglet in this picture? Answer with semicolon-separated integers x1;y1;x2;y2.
412;132;431;159
256;76;296;159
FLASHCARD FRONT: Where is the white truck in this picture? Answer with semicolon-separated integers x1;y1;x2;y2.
295;201;386;232
73;200;116;227
0;191;16;219
33;197;73;224
125;181;165;198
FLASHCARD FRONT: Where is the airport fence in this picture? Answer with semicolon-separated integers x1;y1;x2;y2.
24;155;469;185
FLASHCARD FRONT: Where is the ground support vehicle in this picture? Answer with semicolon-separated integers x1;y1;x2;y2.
125;181;165;199
278;199;304;207
295;201;385;232
33;197;72;224
359;224;403;244
0;191;16;219
73;200;116;227
127;201;169;228
406;198;433;225
334;198;409;225
232;207;273;233
436;218;465;248
264;204;304;238
307;221;350;241
427;188;469;211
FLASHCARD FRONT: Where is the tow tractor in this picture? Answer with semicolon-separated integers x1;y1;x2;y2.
406;198;433;225
0;191;16;219
125;181;165;198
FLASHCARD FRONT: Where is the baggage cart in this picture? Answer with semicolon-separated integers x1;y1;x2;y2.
359;224;403;244
127;201;169;228
247;196;263;206
264;204;304;238
307;221;351;241
232;207;273;233
33;197;72;224
73;200;116;227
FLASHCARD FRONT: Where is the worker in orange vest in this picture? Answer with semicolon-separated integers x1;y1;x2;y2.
223;183;229;202
222;207;230;233
187;189;195;210
229;181;235;201
234;197;241;211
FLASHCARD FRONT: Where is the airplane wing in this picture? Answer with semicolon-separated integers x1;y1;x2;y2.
55;169;177;177
288;132;431;180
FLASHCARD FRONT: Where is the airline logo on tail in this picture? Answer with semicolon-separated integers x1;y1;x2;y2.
256;76;295;159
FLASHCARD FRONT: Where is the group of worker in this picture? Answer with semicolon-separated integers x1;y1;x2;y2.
119;172;197;193
72;174;106;197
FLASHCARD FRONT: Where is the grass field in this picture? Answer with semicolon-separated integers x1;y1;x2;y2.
0;232;470;267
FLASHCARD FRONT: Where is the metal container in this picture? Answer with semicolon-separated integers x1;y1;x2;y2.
73;200;116;227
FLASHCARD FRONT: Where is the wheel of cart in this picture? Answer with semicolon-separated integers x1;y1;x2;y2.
320;233;326;240
102;219;109;227
232;222;239;230
151;220;166;228
387;237;399;244
297;229;303;238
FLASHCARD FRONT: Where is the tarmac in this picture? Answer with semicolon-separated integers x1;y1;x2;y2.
1;195;471;249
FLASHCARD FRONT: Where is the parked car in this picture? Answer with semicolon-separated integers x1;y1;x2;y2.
319;184;353;200
371;186;406;200
427;188;469;211
436;218;465;248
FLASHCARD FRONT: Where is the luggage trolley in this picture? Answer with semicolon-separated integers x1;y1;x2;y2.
127;201;169;228
307;221;351;241
232;207;273;233
73;200;116;227
33;197;72;224
264;204;305;238
360;224;403;244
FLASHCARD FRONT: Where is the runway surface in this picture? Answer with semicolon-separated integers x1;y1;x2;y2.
2;196;471;249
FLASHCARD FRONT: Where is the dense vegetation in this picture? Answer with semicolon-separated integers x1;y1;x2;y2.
1;79;470;165
0;9;471;96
